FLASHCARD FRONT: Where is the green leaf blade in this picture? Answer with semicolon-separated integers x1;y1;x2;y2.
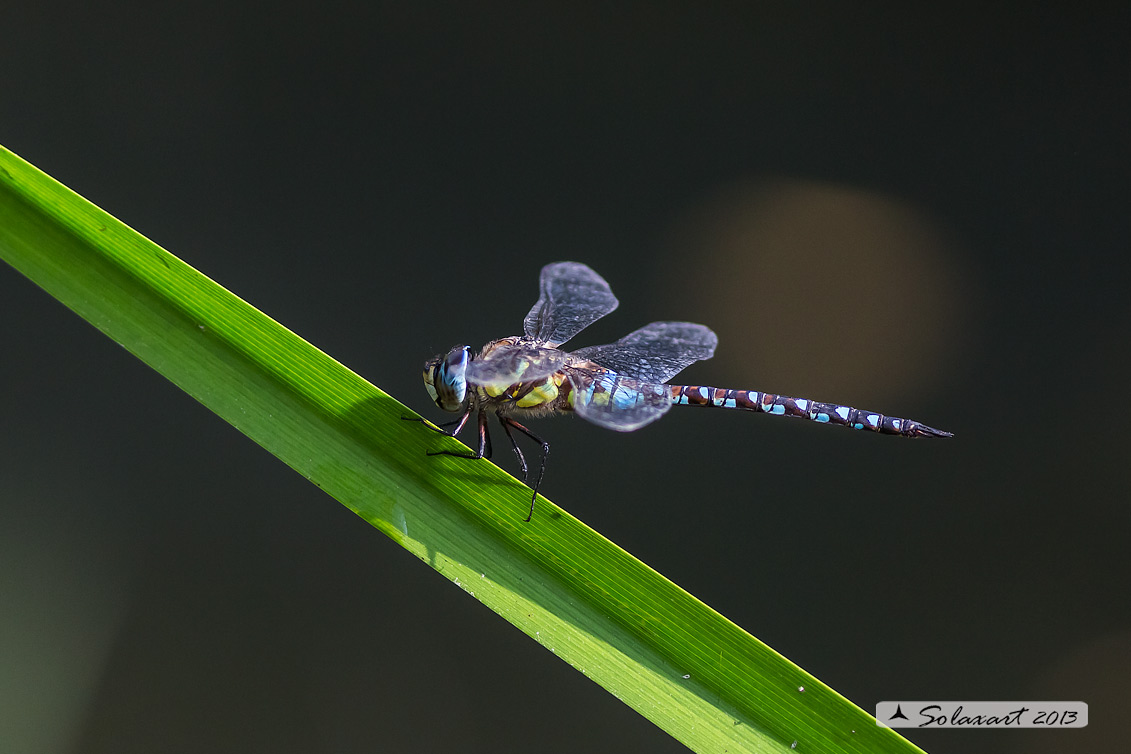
0;145;926;753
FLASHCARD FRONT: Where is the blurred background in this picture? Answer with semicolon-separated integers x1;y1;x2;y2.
2;4;1128;753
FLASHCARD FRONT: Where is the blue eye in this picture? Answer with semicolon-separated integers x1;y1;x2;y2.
424;346;470;412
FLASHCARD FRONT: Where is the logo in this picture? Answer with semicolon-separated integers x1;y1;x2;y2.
876;701;1087;728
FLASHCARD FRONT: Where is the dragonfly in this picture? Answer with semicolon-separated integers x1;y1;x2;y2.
416;261;952;520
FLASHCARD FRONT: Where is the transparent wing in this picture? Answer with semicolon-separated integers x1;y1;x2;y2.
567;367;673;432
465;343;572;390
523;262;619;347
571;321;718;383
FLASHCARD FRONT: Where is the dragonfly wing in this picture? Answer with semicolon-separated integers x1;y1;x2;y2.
572;321;718;383
523;262;619;347
465;343;571;390
568;368;673;432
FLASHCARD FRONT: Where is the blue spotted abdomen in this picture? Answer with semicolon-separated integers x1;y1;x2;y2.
669;385;952;438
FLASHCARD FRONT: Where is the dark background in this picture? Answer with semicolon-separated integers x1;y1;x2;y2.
2;4;1128;753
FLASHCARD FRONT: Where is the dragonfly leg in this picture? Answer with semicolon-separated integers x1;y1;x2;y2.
426;408;492;460
500;417;549;522
401;412;469;434
431;416;471;431
499;418;530;483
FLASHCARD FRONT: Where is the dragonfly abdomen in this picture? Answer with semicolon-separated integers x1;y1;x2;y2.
669;385;952;438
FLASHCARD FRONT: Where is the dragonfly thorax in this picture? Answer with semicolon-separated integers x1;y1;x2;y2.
423;345;471;412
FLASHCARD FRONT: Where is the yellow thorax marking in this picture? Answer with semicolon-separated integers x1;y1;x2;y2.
515;378;560;408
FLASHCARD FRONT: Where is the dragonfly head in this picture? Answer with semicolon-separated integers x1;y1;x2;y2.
423;345;471;412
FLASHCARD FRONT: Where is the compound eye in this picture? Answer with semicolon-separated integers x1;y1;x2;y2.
429;346;470;412
444;346;469;376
